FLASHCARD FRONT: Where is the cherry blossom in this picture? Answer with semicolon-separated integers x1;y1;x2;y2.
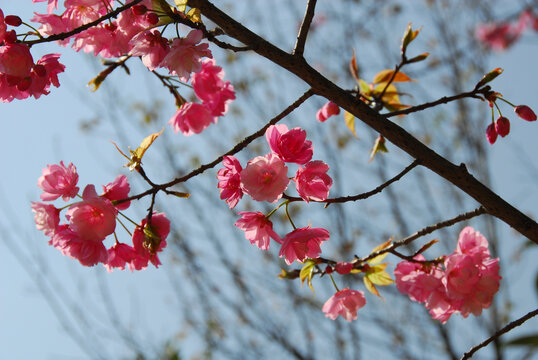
160;30;212;81
31;202;60;236
294;160;332;202
278;227;329;265
234;212;281;250
102;175;131;210
129;30;170;70
168;102;217;136
191;59;236;116
50;224;108;267
475;23;520;51
322;288;366;321
132;212;170;268
316;101;340;122
240;153;289;203
104;243;143;272
37;161;79;201
217;156;243;209
265;124;313;165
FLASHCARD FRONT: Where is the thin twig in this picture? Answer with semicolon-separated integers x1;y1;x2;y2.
293;0;318;56
459;308;538;360
117;89;314;203
25;0;143;45
385;87;487;117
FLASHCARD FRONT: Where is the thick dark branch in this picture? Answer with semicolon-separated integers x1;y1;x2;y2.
385;88;486;117
284;159;420;204
360;206;487;263
119;89;314;203
293;0;318;56
188;0;538;243
459;308;538;360
25;0;143;46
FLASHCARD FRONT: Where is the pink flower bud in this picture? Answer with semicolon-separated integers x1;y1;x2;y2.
145;12;159;25
494;117;510;137
5;15;22;27
514;105;537;122
485;123;498;144
316;101;340;122
132;5;148;16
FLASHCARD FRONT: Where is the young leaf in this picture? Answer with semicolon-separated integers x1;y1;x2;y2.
366;264;394;286
369;135;388;162
186;8;202;23
175;0;187;12
349;48;360;82
368;238;392;265
363;276;380;297
344;111;357;137
475;68;504;89
407;52;429;63
401;23;421;54
415;239;438;255
358;79;371;97
133;129;164;161
300;259;318;294
373;69;414;84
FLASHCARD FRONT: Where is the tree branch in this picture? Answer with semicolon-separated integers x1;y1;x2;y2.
187;0;538;243
293;0;318;56
459;308;538;360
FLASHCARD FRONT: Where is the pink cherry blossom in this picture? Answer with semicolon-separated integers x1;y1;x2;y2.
32;0;60;14
102;175;131;210
322;288;366;321
475;23;521;51
132;212;170;268
316;101;340;122
278;227;329;265
38;161;79;201
234;212;282;250
0;10;7;44
50;225;108;267
217;156;243;209
294;160;332;202
160;30;212;81
31;13;69;46
191;59;235;116
456;226;490;260
104;243;143;272
168;102;217;136
130;30;170;70
514;105;537;122
0;43;34;78
65;185;117;241
31;202;60;236
240;153;289;203
265;124;313;165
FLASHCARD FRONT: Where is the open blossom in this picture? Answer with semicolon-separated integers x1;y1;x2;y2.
160;30;212;81
130;30;170;70
265;124;313;164
191;59;235;116
38;161;79;201
50;225;108;267
32;0;59;14
394;227;500;323
240;153;289;203
322;289;366;321
132;212;170;268
294;160;332;202
514;105;537;122
235;212;281;250
102;175;131;210
104;243;144;272
0;43;34;78
65;185;117;242
278;227;329;265
475;23;521;51
31;202;60;236
168;102;216;136
316;101;340;122
217;156;243;209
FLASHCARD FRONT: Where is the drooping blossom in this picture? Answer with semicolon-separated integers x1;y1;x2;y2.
104;242;144;272
217;156;243;209
31;202;60;236
278;227;330;265
191;59;235;116
234;212;282;250
322;288;366;321
37;161;79;201
494;117;510;137
160;30;212;81
240;153;289;203
485;123;497;144
132;212;170;268
65;185;117;241
168;102;216;136
475;23;521;51
265;124;313;164
514;105;537;122
294;160;332;202
129;30;170;70
102;175;131;210
394;227;501;323
50;224;108;267
316;101;340;122
0;43;34;78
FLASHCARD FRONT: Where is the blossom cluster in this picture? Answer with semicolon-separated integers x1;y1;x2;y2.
394;227;501;323
485;102;536;145
476;9;538;51
0;9;65;102
32;161;170;271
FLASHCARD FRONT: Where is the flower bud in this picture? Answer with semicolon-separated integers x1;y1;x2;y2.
514;105;537;122
486;123;498;144
494;117;510;137
5;15;22;27
146;12;159;25
132;4;148;15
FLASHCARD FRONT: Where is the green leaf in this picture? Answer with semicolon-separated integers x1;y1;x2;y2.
503;334;538;348
401;23;421;53
358;79;370;95
299;259;318;294
369;135;388;162
476;68;504;89
344;111;357;137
